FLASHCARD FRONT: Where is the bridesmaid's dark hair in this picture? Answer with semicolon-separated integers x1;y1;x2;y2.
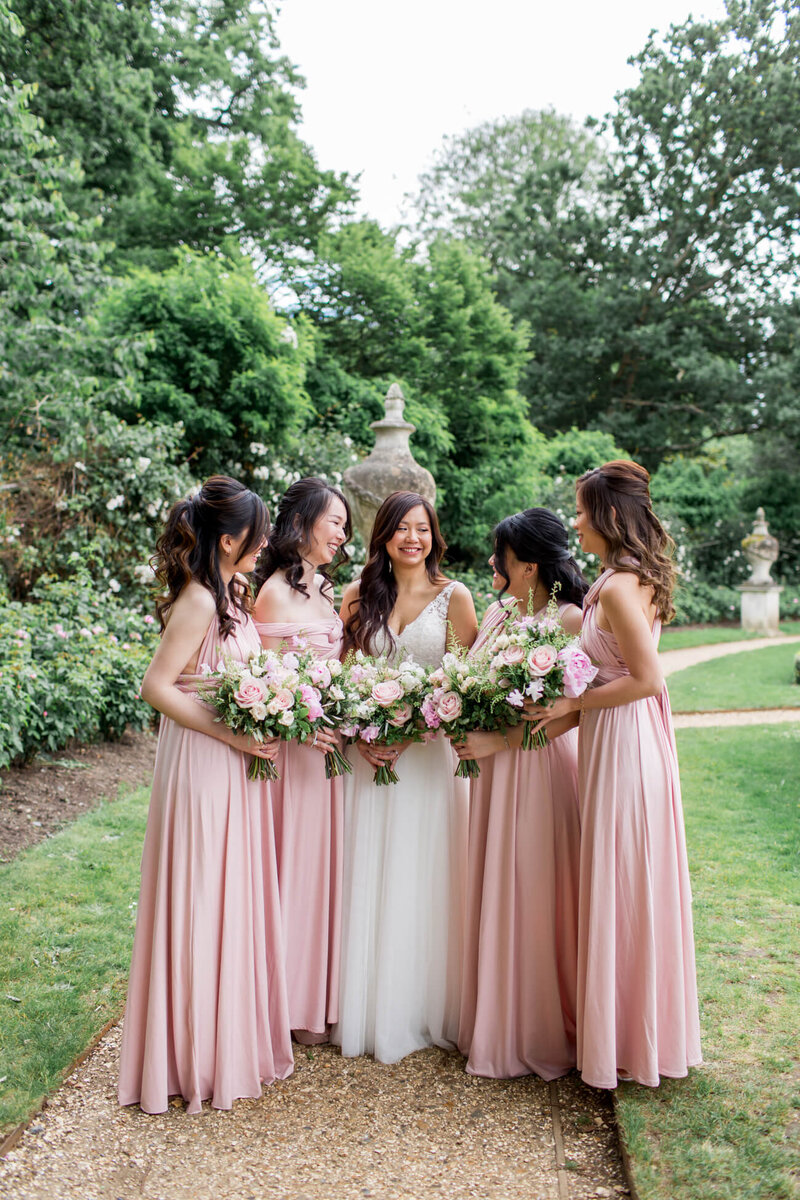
577;460;676;623
343;491;447;655
493;507;588;608
254;476;351;598
154;475;269;638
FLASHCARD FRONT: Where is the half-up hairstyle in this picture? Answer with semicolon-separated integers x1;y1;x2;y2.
153;475;269;638
343;491;447;654
577;460;676;623
254;476;351;598
493;507;588;608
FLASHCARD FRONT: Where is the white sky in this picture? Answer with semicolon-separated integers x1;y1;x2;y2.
275;0;729;229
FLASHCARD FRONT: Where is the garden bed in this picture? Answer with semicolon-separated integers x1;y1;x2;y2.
0;730;156;863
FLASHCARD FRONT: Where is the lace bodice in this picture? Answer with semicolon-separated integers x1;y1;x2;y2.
370;582;457;669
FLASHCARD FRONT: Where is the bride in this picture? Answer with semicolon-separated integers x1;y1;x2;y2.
332;491;477;1062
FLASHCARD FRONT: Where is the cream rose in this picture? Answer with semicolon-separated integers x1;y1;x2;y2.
233;676;269;709
527;645;558;676
371;679;405;707
267;687;295;715
435;690;463;722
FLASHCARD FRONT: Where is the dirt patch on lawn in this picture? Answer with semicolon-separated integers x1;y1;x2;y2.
0;729;157;863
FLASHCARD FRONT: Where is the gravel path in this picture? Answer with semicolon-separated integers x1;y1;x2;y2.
0;1024;629;1200
659;633;800;677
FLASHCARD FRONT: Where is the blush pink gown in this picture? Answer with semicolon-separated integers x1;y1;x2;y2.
458;600;580;1079
577;569;702;1088
118;611;293;1114
254;616;344;1044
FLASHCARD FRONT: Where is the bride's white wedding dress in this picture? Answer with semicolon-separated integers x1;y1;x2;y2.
333;582;468;1062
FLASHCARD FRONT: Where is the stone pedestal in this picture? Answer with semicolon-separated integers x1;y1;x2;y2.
738;583;783;635
343;383;436;547
738;507;782;634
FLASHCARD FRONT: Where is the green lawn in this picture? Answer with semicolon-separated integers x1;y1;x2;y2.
659;622;800;652
616;725;800;1200
667;644;800;712
0;785;148;1134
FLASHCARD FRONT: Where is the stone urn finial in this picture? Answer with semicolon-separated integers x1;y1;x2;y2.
741;507;779;586
343;383;437;547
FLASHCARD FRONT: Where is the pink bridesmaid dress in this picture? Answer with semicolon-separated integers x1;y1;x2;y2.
118;611;293;1114
577;569;702;1088
458;601;580;1080
254;615;344;1044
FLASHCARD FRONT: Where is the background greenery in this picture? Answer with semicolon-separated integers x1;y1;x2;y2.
1;0;800;763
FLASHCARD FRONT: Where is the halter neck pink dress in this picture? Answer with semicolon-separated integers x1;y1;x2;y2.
254;614;344;1044
458;600;580;1079
577;569;702;1088
118;610;293;1114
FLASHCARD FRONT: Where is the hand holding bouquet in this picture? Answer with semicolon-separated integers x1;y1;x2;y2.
421;650;510;778
341;652;430;785
488;598;597;749
203;646;355;780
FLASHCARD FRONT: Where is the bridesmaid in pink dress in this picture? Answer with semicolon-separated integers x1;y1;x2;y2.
452;508;587;1079
527;460;702;1088
118;476;293;1114
253;477;350;1044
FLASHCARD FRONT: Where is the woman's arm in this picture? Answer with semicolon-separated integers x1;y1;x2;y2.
446;582;479;650
140;584;277;760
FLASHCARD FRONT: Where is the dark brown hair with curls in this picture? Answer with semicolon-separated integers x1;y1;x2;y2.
253;476;351;598
343;492;447;654
576;460;676;623
153;475;269;638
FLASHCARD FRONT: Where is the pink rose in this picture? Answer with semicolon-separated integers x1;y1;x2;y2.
388;702;413;727
527;645;558;676
558;646;599;698
267;687;295;715
234;676;270;709
308;661;332;688
371;679;405;707
299;684;324;721
499;644;525;666
435;690;463;722
421;696;441;730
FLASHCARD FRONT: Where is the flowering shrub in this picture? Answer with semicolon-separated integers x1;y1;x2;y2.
0;572;157;768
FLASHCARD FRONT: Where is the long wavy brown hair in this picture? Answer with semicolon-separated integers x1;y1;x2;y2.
153;475;269;638
343;492;447;654
253;476;351;598
577;460;676;623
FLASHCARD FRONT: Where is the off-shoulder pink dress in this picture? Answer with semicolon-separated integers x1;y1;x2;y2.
458;600;580;1079
577;569;702;1088
254;616;344;1044
118;611;293;1114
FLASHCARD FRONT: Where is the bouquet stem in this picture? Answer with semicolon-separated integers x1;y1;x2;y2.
455;758;481;779
373;762;400;786
248;755;280;782
522;722;547;752
325;746;353;779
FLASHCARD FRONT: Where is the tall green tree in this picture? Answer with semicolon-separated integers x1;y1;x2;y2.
1;0;354;272
296;221;538;563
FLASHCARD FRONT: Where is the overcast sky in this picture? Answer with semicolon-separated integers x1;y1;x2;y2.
274;0;729;228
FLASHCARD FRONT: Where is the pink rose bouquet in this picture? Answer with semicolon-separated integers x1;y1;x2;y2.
488;596;598;749
341;651;430;785
422;650;511;778
202;646;355;781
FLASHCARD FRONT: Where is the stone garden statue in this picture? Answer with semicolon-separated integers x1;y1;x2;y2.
738;507;782;634
343;383;436;547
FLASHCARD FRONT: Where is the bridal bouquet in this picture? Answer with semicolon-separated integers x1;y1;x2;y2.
487;598;598;749
421;649;511;778
341;651;430;785
203;646;354;781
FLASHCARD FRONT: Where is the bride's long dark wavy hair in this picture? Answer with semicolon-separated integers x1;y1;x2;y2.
153;475;269;638
253;476;351;598
492;508;588;608
343;491;447;655
577;460;676;623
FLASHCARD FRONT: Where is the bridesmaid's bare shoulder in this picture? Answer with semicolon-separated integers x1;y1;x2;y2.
560;603;583;636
